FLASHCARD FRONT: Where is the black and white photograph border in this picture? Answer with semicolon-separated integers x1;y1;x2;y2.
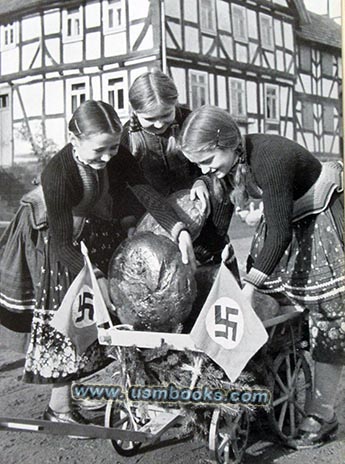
0;0;344;463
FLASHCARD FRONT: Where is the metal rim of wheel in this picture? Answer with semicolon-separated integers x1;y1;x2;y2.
209;408;250;464
104;401;143;456
267;349;312;441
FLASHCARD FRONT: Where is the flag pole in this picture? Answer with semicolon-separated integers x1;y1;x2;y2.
80;241;113;329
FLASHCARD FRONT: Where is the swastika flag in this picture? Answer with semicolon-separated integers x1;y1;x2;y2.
191;263;268;382
50;243;112;354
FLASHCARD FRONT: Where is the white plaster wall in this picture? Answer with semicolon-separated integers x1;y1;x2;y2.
247;81;257;114
184;26;199;53
105;31;127;56
22;42;41;70
129;24;153;51
19;83;43;118
217;1;231;31
170;67;187;104
91;75;102;101
45;38;60;64
45;80;64;115
184;0;198;22
85;1;101;28
217;75;227;108
86;32;101;60
1;48;19;74
247;10;257;39
63;42;83;64
128;0;150;21
45;118;66;147
165;0;181;18
44;10;61;35
22;15;41;41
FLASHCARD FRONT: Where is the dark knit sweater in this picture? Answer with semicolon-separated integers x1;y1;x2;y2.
121;105;233;260
121;105;200;196
41;144;184;276
243;134;322;285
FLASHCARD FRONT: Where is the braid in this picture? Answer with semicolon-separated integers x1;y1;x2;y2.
229;136;250;209
128;113;147;160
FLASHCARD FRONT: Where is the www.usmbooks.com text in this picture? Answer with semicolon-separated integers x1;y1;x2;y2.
72;383;270;405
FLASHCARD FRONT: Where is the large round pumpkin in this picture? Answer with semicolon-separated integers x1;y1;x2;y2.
108;232;196;332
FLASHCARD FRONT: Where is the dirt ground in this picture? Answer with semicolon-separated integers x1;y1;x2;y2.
1;225;344;464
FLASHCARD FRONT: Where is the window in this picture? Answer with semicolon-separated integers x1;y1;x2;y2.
0;94;9;110
104;0;125;33
107;78;126;113
299;44;311;73
302;101;314;131
1;23;17;50
71;83;87;113
200;0;216;34
232;5;247;42
265;85;279;122
260;15;273;50
323;104;334;132
230;79;246;118
190;71;208;109
63;7;83;42
321;52;333;76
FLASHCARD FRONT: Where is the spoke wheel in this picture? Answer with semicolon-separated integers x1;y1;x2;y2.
104;401;143;456
209;408;250;464
268;349;312;441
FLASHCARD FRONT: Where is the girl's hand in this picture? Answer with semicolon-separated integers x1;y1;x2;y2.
242;283;256;307
178;230;197;272
190;180;210;217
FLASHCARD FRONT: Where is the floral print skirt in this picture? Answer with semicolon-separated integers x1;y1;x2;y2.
249;193;345;365
22;216;123;384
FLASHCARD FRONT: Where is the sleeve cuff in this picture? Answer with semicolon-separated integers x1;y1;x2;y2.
171;221;187;242
243;268;268;287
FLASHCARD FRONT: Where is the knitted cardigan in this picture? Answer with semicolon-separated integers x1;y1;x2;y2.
41;144;185;276
242;134;322;286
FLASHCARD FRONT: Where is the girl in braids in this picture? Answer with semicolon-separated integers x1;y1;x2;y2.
121;69;238;270
179;105;344;449
0;100;195;427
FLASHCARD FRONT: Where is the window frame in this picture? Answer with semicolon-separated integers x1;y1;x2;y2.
200;0;217;35
67;78;90;118
102;71;128;117
229;78;247;119
264;84;279;123
63;6;83;43
0;22;17;51
189;70;209;110
231;4;248;43
260;14;274;51
103;0;126;34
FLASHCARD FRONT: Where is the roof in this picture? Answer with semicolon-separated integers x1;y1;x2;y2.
297;11;342;49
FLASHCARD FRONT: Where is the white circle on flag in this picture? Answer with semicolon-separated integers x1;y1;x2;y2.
72;284;95;328
205;297;244;349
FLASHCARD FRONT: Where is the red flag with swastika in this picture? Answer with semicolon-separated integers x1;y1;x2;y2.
191;263;268;382
50;243;112;354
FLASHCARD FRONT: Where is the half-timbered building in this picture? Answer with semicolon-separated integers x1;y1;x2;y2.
0;0;342;166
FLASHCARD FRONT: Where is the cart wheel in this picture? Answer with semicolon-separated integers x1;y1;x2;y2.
104;401;143;456
209;408;250;464
268;349;312;441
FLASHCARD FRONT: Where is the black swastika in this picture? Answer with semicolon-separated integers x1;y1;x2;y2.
214;305;239;342
75;292;94;323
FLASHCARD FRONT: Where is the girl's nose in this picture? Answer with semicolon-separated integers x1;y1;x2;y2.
101;154;111;162
201;165;210;174
154;120;164;128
